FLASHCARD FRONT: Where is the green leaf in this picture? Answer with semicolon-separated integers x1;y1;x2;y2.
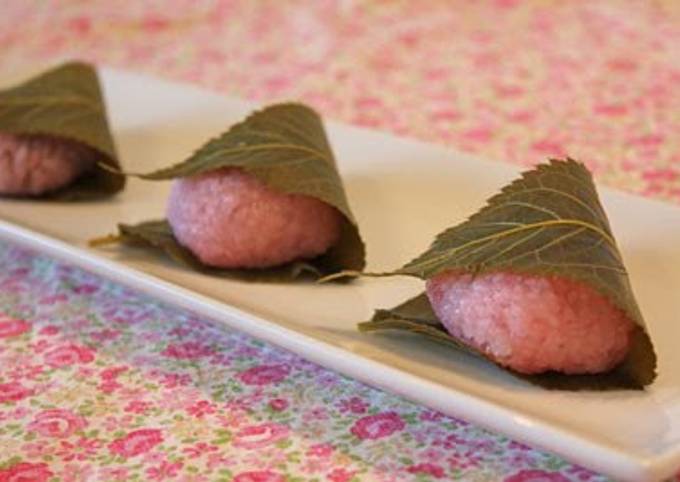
0;61;125;199
361;292;478;356
365;159;656;389
93;219;334;282
363;292;655;390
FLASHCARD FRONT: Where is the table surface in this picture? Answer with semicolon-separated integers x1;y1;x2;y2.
0;1;679;481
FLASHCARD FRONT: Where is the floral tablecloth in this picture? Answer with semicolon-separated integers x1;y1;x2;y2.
0;1;679;481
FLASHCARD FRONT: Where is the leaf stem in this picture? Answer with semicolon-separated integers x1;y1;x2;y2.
317;270;399;283
88;234;122;247
96;161;140;177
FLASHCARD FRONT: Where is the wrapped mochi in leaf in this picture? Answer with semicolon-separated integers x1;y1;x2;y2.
0;61;124;199
361;159;656;390
95;103;364;280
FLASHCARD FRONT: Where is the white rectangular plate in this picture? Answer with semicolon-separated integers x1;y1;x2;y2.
1;67;679;482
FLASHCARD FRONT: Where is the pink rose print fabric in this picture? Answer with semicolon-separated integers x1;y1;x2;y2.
28;409;88;438
238;365;290;386
350;412;405;440
0;317;30;339
0;462;53;482
0;1;679;480
0;382;33;404
108;429;164;458
43;344;95;368
1;1;678;203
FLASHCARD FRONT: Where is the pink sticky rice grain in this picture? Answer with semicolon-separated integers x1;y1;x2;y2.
426;271;635;375
166;168;343;268
0;133;96;195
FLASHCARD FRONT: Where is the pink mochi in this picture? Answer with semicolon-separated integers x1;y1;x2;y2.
426;271;635;375
0;133;96;196
166;167;343;268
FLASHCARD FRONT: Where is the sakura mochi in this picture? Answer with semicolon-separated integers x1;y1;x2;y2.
362;159;656;389
0;133;96;196
96;103;364;279
167;167;343;268
0;61;124;199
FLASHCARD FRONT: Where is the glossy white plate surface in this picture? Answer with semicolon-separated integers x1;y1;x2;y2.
0;67;679;482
